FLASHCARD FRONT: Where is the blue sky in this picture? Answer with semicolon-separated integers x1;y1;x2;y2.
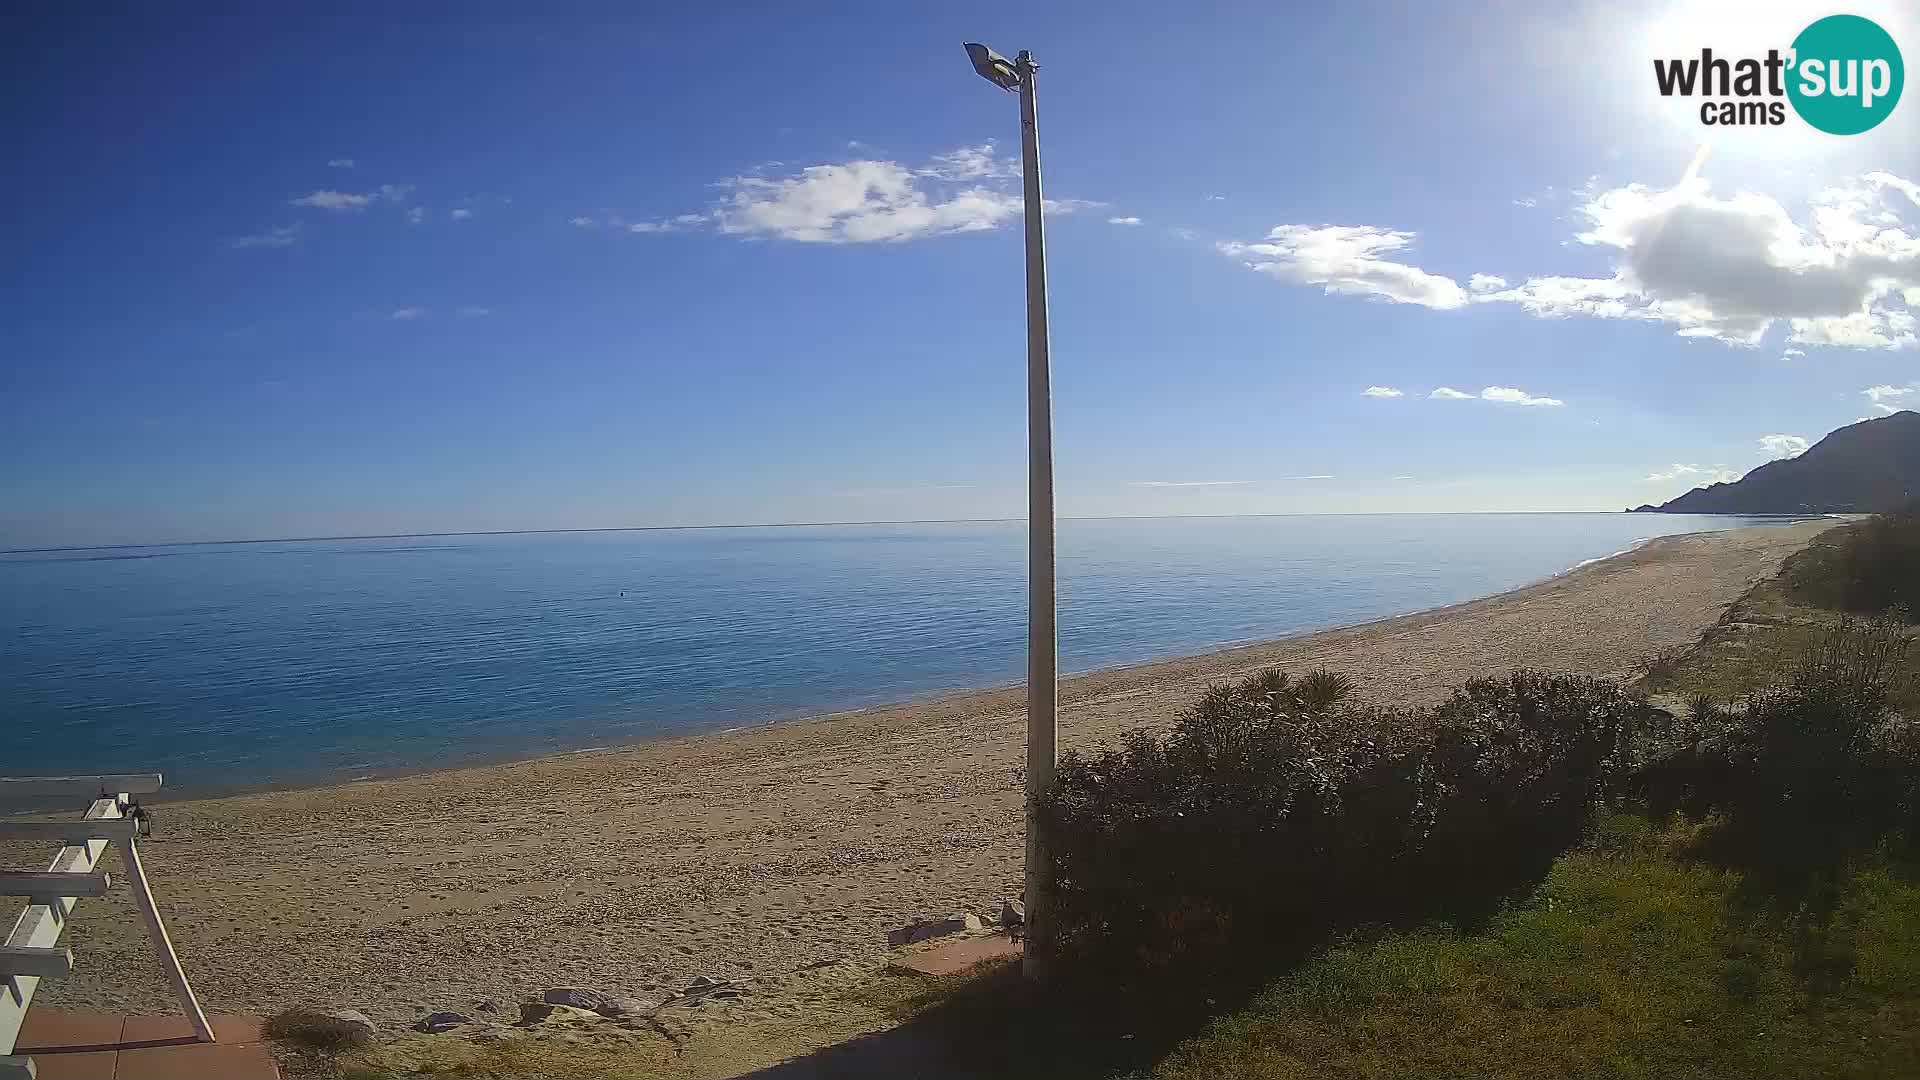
4;1;1918;547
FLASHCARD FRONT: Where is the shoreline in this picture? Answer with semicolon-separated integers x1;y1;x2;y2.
120;523;1802;806
11;519;1837;1034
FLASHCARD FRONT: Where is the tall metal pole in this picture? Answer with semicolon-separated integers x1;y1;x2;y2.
1015;49;1057;981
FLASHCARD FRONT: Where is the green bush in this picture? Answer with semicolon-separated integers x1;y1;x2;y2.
1643;616;1920;866
1784;506;1920;617
1039;669;1651;978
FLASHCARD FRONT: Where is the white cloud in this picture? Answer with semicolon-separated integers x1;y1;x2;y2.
1474;173;1920;348
1218;225;1469;309
449;208;472;222
327;158;355;169
919;144;1015;181
1130;480;1252;488
291;190;371;211
634;145;1089;245
292;184;413;211
834;484;980;497
390;307;426;320
1480;385;1564;407
1205;193;1227;201
1513;197;1539;208
1869;171;1920;210
1217;173;1919;352
405;207;424;225
1107;216;1143;226
230;223;301;249
1782;347;1806;358
569;216;597;228
458;305;490;318
1865;384;1916;413
1790;308;1916;349
1425;385;1562;406
1758;434;1810;459
717;156;1023;244
1362;386;1404;398
1645;463;1739;483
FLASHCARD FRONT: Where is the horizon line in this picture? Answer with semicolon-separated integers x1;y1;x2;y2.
0;508;1772;556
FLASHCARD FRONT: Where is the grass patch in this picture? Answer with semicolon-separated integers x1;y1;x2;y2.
297;1035;684;1080
1149;816;1920;1080
848;817;1920;1079
1639;579;1920;714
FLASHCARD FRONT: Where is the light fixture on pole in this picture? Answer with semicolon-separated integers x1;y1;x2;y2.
963;40;1056;981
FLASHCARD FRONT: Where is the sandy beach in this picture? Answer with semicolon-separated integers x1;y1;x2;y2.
9;520;1833;1038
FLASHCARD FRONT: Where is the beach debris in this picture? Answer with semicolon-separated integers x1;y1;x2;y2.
1000;898;1025;928
325;1009;379;1039
888;913;984;947
593;994;658;1019
542;986;611;1011
413;1011;474;1034
475;999;498;1013
653;975;745;1006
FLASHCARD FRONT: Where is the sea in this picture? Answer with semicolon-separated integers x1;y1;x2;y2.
0;514;1796;796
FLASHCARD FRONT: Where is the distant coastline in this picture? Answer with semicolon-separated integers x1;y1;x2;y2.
2;508;1743;557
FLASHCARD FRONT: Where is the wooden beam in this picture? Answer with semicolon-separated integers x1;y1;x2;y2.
0;796;119;1058
0;820;138;845
0;775;163;802
121;837;215;1043
0;873;111;901
0;949;70;981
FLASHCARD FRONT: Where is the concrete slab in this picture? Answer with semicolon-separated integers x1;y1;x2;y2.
9;1012;278;1080
890;932;1022;976
113;1040;280;1080
10;1050;118;1080
16;1011;124;1052
120;1014;264;1047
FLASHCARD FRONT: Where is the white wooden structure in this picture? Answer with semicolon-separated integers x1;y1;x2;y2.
1;775;212;1080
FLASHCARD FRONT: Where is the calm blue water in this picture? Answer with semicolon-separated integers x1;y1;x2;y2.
0;514;1789;794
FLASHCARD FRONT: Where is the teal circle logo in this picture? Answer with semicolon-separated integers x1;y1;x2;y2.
1787;15;1903;134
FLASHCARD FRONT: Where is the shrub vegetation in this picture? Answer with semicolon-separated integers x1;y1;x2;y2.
1642;614;1920;876
1785;505;1920;617
1040;668;1651;977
